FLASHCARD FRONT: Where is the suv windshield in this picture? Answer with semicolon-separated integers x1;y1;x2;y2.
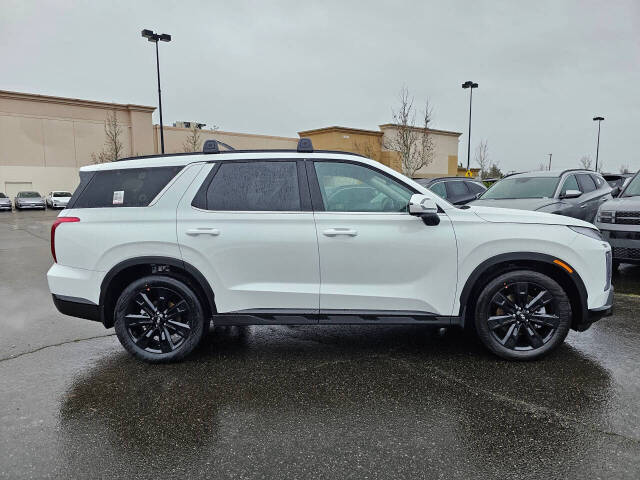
53;192;72;197
18;192;41;198
0;193;6;198
480;177;559;200
622;174;640;197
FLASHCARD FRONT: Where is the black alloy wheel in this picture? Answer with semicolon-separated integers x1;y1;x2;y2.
475;270;571;360
114;275;207;363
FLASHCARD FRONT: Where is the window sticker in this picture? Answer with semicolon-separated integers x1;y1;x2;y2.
113;190;124;205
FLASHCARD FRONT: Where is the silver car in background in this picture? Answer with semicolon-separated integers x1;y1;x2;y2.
596;170;640;268
14;191;46;210
45;191;73;209
0;192;11;211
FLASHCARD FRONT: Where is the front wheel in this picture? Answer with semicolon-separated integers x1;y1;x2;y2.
474;270;571;360
114;275;208;363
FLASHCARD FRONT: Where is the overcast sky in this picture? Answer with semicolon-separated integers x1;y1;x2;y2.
1;0;638;173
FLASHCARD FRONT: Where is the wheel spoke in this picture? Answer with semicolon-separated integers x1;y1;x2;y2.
487;315;515;330
139;292;159;313
135;327;156;350
526;290;553;312
514;282;529;308
492;292;517;314
523;324;544;348
166;320;190;338
161;326;175;352
529;313;560;329
501;323;521;349
165;300;187;319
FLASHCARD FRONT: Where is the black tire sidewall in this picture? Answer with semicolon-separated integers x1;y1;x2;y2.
114;275;206;363
474;270;571;361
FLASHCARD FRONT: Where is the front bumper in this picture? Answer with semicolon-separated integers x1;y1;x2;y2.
582;287;614;328
0;204;11;210
16;203;45;209
601;230;640;264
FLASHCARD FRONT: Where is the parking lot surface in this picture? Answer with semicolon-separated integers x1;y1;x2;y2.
1;209;640;479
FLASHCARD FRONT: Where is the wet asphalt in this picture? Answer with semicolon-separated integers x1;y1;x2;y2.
1;209;639;479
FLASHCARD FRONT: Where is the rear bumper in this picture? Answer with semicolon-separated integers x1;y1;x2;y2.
52;294;101;322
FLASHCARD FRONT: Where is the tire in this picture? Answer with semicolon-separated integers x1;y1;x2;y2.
474;270;571;361
114;275;208;363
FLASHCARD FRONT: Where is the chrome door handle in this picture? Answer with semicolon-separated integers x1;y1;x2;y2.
323;228;358;237
186;228;220;236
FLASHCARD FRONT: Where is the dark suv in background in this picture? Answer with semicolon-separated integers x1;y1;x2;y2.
471;169;612;223
413;177;486;205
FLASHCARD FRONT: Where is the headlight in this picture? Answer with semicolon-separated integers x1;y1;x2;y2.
569;226;603;241
597;210;614;223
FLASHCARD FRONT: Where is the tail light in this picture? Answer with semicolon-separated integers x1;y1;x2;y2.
51;217;80;263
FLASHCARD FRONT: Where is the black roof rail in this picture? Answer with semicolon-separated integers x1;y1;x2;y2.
203;139;235;154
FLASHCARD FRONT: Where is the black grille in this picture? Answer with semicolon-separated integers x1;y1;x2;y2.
613;247;640;259
615;211;640;225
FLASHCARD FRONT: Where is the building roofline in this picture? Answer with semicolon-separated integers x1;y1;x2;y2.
0;89;156;113
298;125;384;137
378;123;463;137
155;125;298;142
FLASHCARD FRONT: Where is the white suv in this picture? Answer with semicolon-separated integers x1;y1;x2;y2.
47;140;614;362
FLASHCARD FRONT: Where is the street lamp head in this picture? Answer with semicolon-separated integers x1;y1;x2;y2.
159;33;172;42
141;29;155;39
462;81;478;89
593;116;604;122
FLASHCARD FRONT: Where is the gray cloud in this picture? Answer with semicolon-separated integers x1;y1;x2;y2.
1;0;638;172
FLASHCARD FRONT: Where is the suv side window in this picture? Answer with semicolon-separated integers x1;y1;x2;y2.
446;181;470;198
560;175;580;196
577;174;597;193
71;166;183;208
313;161;413;212
467;182;486;194
205;161;301;211
591;174;605;188
429;182;447;199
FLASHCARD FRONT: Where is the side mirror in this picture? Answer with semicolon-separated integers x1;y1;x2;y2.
475;192;482;199
409;194;440;226
562;189;582;199
611;186;620;197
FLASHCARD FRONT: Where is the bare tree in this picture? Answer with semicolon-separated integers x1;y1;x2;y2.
384;87;435;177
91;111;124;163
474;140;490;177
578;155;593;170
620;164;631;174
353;139;377;160
183;124;203;152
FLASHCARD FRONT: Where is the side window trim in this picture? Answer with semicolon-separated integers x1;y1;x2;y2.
191;159;312;212
306;158;418;213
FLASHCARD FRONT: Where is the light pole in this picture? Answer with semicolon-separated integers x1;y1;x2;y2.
462;81;479;171
593;116;604;172
141;29;171;154
548;153;552;171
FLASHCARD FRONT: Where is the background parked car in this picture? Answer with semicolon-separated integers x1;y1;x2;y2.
14;191;46;210
0;193;11;211
413;177;487;205
45;191;73;209
596;170;640;268
470;169;612;223
602;173;634;197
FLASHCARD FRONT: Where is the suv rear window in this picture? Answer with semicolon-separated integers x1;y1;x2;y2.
203;161;301;211
71;166;182;208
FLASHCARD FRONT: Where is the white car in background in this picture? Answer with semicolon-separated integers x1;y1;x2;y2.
46;191;73;209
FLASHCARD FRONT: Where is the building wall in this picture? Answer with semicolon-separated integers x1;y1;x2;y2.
0;90;155;195
153;126;298;154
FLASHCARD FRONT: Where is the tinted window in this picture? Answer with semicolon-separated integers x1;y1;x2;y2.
481;177;559;199
205;161;300;211
622;174;640;198
429;182;447;198
591;174;605;188
72;166;182;208
0;193;6;198
560;175;580;196
18;191;41;198
467;182;486;194
53;191;72;197
577;174;596;193
314;162;413;212
446;181;470;197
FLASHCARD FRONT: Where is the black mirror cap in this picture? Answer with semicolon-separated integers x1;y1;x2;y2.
297;138;313;153
420;213;440;226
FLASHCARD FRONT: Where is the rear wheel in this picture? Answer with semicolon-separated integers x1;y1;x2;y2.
474;270;571;360
114;275;208;363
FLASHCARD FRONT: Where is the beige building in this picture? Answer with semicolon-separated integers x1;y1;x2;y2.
0;89;464;198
